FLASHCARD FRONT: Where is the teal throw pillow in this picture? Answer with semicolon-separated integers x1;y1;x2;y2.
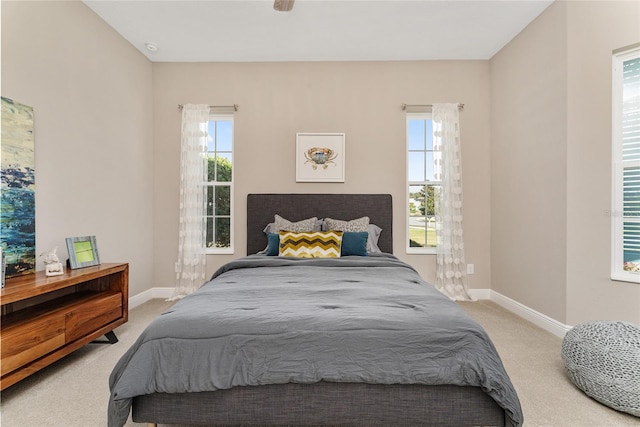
341;232;369;256
265;232;280;256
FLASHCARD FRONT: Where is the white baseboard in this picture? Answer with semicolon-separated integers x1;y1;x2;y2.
129;287;174;309
468;288;491;300
469;288;571;338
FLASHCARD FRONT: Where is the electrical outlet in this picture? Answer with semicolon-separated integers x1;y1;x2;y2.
466;264;474;275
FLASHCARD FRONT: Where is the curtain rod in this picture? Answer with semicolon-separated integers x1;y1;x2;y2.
402;103;464;111
178;104;239;111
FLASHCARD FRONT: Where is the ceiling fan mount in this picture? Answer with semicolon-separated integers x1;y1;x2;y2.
274;0;295;12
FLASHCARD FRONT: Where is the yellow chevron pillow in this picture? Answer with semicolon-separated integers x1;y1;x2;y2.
278;230;343;258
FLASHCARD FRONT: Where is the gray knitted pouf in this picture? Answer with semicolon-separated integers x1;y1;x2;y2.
561;321;640;417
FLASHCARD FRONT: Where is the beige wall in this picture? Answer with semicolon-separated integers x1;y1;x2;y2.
491;0;640;325
2;1;493;299
152;61;493;287
565;1;640;325
490;1;568;322
1;1;155;297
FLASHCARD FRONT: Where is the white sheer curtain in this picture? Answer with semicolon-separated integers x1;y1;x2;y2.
433;103;472;301
171;104;209;300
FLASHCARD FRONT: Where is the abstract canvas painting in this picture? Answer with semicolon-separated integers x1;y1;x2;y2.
1;97;35;277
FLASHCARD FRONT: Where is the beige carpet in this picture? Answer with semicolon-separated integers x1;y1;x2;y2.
458;300;639;427
1;298;638;427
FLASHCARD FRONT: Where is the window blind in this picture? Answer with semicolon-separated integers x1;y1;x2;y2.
622;56;640;263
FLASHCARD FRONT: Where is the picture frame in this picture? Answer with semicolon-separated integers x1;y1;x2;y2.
65;236;100;269
296;133;345;182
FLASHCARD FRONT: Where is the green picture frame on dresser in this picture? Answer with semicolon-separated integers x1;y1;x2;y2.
65;235;100;269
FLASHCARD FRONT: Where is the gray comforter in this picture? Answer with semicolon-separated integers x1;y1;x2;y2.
108;254;523;426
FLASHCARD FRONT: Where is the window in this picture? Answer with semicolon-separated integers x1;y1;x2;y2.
612;44;640;282
407;113;440;253
206;114;234;253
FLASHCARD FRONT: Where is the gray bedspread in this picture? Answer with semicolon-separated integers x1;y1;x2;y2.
108;254;523;426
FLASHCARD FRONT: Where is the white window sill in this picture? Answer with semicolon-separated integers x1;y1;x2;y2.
206;248;234;255
406;247;436;255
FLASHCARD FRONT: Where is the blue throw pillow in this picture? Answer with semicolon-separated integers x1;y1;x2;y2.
265;232;280;256
341;232;369;256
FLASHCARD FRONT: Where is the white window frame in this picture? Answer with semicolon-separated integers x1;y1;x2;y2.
611;44;640;282
205;113;234;254
406;112;439;254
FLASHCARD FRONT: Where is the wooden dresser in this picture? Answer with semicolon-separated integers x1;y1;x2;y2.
0;263;128;390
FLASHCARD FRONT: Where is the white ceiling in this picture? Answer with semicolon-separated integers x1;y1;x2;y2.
83;0;554;62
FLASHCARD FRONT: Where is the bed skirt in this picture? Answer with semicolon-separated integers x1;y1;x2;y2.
132;381;506;426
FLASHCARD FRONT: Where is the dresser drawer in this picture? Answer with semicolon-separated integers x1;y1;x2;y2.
0;263;128;390
1;316;66;376
65;292;122;343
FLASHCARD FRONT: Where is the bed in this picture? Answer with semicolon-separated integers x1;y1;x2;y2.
108;193;523;427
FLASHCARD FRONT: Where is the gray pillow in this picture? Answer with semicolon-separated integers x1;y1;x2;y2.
323;216;369;232
367;224;383;253
263;215;320;234
323;217;382;252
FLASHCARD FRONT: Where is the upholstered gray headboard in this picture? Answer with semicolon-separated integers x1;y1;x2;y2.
247;194;393;255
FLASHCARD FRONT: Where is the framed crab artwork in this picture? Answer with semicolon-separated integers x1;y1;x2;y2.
296;133;345;182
